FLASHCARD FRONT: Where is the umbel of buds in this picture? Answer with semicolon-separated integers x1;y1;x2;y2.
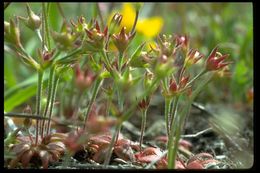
83;21;108;52
206;46;230;71
112;27;136;53
152;34;175;57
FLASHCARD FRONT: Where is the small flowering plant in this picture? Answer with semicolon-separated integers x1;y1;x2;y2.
4;3;233;169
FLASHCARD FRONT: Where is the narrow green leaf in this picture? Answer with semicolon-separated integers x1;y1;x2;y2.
4;85;37;112
128;42;146;67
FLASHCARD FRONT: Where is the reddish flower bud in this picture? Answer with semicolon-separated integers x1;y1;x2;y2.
112;27;136;53
74;64;96;91
179;75;189;89
175;35;189;50
138;97;150;110
83;21;108;52
169;80;178;93
206;46;231;71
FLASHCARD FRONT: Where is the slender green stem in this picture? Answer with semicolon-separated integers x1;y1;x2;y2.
100;49;113;75
103;123;122;167
169;96;179;132
41;66;55;138
167;116;178;169
56;2;67;24
42;3;51;50
83;78;103;129
118;51;124;72
131;10;139;34
46;74;60;135
167;96;179;169
168;102;191;169
35;71;43;145
168;73;214;169
57;47;82;64
186;69;207;87
35;29;48;51
139;109;147;152
117;86;124;112
164;98;171;137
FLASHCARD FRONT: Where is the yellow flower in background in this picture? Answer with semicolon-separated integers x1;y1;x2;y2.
108;3;164;38
136;17;163;38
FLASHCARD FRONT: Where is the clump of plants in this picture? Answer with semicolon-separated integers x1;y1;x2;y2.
4;3;232;169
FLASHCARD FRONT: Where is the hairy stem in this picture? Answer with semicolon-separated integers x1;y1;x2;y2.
35;71;43;145
42;3;51;50
46;73;60;135
41;66;55;138
169;96;179;132
164;98;171;137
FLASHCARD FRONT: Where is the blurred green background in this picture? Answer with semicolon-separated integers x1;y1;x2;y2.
4;3;253;112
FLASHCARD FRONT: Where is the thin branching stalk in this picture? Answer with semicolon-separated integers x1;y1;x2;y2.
57;47;82;64
131;10;139;34
164;98;171;137
117;86;124;112
35;71;43;145
186;69;207;87
103;78;159;168
100;49;114;75
46;73;60;135
57;2;68;24
41;66;55;138
35;29;48;51
83;78;103;129
139;108;147;152
168;103;191;169
42;3;51;50
103;123;122;168
118;51;124;73
169;96;179;132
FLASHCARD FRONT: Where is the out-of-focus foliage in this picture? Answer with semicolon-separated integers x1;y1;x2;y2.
4;3;253;111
